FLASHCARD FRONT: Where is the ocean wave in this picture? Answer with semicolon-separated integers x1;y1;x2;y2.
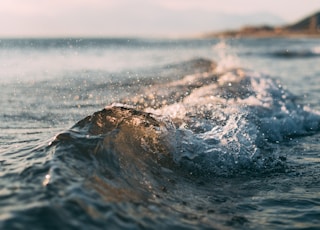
29;62;320;229
268;48;320;58
2;57;320;229
47;61;320;181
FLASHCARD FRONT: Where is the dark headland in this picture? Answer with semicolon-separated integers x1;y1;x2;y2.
204;11;320;38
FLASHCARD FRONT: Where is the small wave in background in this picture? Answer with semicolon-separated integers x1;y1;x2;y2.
268;47;320;58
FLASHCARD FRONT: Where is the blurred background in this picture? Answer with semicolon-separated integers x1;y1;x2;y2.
1;0;320;38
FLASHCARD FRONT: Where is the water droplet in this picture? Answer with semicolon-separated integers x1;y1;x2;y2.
42;174;51;186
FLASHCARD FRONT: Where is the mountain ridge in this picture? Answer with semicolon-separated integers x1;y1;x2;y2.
204;10;320;38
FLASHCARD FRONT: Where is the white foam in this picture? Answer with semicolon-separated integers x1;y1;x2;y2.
152;69;320;174
212;40;241;73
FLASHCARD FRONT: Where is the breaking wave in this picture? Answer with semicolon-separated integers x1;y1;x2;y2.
47;59;320;183
3;57;320;229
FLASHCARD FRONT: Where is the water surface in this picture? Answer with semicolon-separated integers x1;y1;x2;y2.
1;37;320;229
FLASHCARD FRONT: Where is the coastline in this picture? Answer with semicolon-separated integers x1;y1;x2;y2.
203;28;320;39
203;11;320;39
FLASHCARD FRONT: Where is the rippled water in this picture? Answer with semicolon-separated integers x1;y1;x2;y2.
1;38;320;229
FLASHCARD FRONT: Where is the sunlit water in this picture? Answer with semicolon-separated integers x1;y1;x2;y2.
1;37;320;229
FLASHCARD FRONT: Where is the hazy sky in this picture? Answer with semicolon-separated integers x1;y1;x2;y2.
1;0;320;37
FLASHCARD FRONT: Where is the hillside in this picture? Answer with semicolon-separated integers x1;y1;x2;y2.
286;11;320;32
205;11;320;38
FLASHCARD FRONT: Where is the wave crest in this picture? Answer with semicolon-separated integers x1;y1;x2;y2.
49;60;320;180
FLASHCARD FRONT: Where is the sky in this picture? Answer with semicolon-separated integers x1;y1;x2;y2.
1;0;320;37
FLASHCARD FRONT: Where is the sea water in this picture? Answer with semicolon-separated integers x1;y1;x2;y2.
0;37;320;229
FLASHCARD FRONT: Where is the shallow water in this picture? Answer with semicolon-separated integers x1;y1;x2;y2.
1;38;320;229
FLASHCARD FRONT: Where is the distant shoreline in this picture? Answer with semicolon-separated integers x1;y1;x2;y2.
204;11;320;39
203;27;320;39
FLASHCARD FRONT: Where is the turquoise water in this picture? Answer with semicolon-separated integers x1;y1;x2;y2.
1;38;320;229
